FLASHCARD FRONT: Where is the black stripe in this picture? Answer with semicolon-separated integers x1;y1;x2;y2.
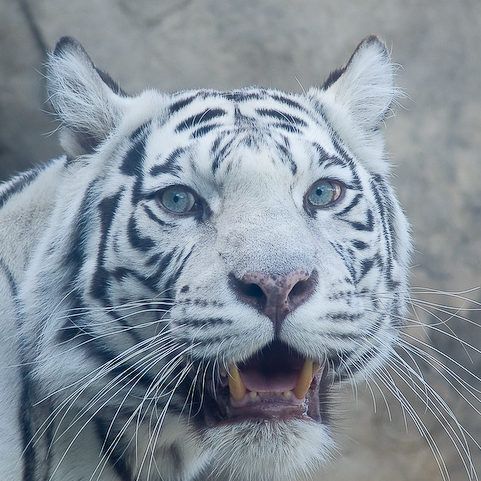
191;123;221;139
255;108;308;128
130;175;145;206
350;345;382;376
146;249;176;290
90;191;124;302
212;138;235;174
143;204;174;227
94;417;133;481
310;142;331;166
329;242;357;282
270;122;303;133
0;257;18;297
209;135;223;158
129;122;149;142
0;261;37;481
233;105;253;126
169;95;197;114
359;258;375;279
121;131;148;176
352;240;369;250
330;343;383;381
110;265;160;293
336;193;362;217
175;108;227;133
269;93;309;115
62;180;97;273
365;316;384;338
107;307;143;347
0;167;43;209
370;176;397;286
145;252;161;266
329;136;362;190
162;247;194;297
323;157;348;169
20;366;36;481
150;148;186;177
127;215;155;252
276;141;297;175
326;312;363;322
222;91;264;102
181;317;233;328
59;315;157;389
347;209;374;232
58;313;90;344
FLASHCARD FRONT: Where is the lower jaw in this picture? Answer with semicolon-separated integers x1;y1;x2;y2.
216;404;315;426
203;391;321;428
202;416;334;481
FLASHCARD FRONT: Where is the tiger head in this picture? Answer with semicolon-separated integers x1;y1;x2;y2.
23;36;411;481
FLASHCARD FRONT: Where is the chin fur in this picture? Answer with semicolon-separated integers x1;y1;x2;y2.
203;419;335;481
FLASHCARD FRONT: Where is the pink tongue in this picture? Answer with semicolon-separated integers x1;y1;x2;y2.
240;369;299;393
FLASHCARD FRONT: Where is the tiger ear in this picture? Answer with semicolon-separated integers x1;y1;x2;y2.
308;36;398;174
46;37;129;157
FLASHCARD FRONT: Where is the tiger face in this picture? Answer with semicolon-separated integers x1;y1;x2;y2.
15;36;410;481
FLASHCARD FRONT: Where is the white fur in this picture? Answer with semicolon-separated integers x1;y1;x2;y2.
309;37;398;175
0;36;411;481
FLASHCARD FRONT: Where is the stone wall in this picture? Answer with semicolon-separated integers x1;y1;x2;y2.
1;1;480;479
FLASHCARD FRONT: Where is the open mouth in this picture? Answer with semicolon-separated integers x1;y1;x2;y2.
201;342;327;426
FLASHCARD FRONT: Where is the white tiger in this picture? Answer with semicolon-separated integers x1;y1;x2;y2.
0;36;412;481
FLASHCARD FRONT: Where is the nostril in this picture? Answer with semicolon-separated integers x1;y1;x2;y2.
241;283;265;299
228;274;268;312
288;271;318;310
290;279;309;296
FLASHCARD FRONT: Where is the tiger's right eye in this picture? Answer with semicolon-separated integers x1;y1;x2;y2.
305;179;344;209
157;186;197;215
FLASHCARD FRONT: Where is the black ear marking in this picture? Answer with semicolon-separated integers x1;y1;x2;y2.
53;36;88;57
321;67;346;90
52;36;127;97
95;67;128;97
321;36;389;92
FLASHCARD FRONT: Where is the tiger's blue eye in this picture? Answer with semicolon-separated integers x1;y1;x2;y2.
158;186;196;214
306;180;343;208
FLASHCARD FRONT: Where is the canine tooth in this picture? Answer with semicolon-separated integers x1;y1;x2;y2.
228;365;247;402
293;359;314;400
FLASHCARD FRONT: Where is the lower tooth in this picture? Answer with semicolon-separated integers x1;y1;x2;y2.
283;391;292;399
249;391;258;400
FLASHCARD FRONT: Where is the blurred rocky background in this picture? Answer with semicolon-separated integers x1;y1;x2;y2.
1;0;480;479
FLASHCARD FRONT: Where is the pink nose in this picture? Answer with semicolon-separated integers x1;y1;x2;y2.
230;269;318;335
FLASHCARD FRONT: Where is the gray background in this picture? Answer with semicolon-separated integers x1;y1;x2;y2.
1;1;480;480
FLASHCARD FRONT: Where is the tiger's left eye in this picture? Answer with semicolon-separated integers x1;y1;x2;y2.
157;186;197;214
306;180;344;208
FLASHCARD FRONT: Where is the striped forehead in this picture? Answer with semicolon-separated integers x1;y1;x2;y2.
135;88;349;187
165;88;325;136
